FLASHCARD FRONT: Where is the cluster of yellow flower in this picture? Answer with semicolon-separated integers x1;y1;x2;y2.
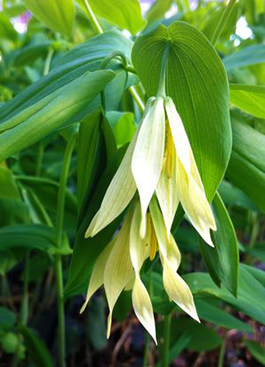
81;96;216;343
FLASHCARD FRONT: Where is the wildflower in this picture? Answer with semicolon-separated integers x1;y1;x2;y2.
81;198;199;342
85;96;216;245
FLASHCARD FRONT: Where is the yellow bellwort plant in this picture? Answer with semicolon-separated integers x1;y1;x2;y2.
81;90;217;342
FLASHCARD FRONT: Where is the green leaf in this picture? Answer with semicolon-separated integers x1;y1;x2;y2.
22;0;75;37
19;325;54;367
106;111;136;148
171;318;222;352
185;265;265;325
77;109;104;216
245;340;265;366
195;299;253;333
0;168;20;199
226;119;265;212
78;0;145;34
219;180;257;211
0;307;16;328
230;84;265;119
132;21;231;201
0;12;18;41
0;30;132;124
0;224;71;254
145;0;173;26
0;70;115;162
199;193;239;296
0;198;30;227
65;146;127;297
86;297;107;351
223;44;265;71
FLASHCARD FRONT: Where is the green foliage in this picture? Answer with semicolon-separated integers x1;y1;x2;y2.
0;1;265;366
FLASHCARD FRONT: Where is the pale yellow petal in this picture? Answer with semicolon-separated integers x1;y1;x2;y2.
132;275;157;344
131;98;165;235
80;239;114;313
176;156;216;246
149;197;181;271
161;255;200;322
165;97;203;190
130;200;148;272
85;134;137;238
104;210;134;330
156;155;179;238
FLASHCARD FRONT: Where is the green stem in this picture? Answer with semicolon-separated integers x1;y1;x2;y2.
157;44;170;98
35;141;44;176
21;251;30;326
211;0;237;46
218;337;226;367
128;86;145;113
161;314;171;367
82;0;103;35
43;48;54;76
55;137;76;367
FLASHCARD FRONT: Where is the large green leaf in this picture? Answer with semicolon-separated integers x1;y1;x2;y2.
65;145;127;297
245;340;265;366
0;12;18;41
230;84;265;119
0;30;132;124
195;299;253;333
185;265;265;325
226;119;265;212
0;168;20;199
22;0;75;36
223;44;265;71
78;0;145;34
132;21;231;200
19;326;54;367
0;70;114;162
0;224;71;255
199;193;239;296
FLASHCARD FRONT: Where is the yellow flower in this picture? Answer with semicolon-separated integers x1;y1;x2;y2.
85;96;216;245
82;95;217;341
81;198;199;343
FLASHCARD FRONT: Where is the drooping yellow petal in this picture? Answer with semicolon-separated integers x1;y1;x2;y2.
131;98;165;237
103;210;134;338
80;240;114;314
130;200;148;271
165;97;203;190
176;156;216;246
161;255;200;322
85;134;137;238
156;145;179;238
165;97;216;244
149;197;181;271
132;275;157;344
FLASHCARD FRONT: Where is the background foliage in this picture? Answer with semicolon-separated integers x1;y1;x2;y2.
0;0;265;366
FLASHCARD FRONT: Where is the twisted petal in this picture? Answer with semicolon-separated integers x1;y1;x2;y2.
132;275;157;344
149;197;181;271
161;256;200;322
176;156;216;246
85;134;137;238
165;97;216;245
80;240;114;314
149;198;198;321
104;211;134;338
156;153;179;238
131;98;165;236
129;200;156;342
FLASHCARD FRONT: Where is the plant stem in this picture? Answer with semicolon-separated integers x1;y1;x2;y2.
161;314;171;367
55;137;76;367
21;251;30;326
82;0;103;35
128;86;145;113
211;0;237;46
218;337;226;367
43;48;54;76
